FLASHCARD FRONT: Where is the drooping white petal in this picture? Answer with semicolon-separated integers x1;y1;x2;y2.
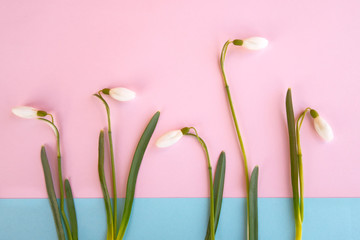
242;37;268;50
156;130;183;148
313;116;334;142
12;106;38;119
109;87;136;101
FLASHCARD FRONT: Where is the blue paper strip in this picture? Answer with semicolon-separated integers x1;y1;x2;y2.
0;198;359;239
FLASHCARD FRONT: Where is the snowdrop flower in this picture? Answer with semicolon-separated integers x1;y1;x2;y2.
233;37;269;50
156;130;183;148
156;126;216;239
310;109;334;142
156;128;190;148
12;106;47;119
12;106;57;135
101;87;136;101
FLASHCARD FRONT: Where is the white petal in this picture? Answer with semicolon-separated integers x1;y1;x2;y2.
242;37;268;50
109;87;136;101
156;130;183;148
12;106;38;119
314;116;334;142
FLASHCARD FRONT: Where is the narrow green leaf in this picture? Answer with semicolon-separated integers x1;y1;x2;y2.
285;89;300;219
205;151;226;240
65;179;78;240
40;146;66;240
249;166;259;240
117;111;160;240
213;152;226;231
98;130;114;240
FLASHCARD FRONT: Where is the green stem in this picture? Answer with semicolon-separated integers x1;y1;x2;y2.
295;217;302;240
220;40;250;231
296;108;311;222
186;130;215;240
39;118;73;240
94;93;118;233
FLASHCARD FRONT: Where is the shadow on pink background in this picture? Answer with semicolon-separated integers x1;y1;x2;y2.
0;0;359;198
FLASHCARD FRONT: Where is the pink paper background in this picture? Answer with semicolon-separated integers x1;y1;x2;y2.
0;0;359;198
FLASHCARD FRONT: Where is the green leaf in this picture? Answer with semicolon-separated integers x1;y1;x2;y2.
117;111;160;240
98;130;114;240
285;89;300;219
249;166;259;240
40;146;66;240
205;151;226;240
65;179;78;240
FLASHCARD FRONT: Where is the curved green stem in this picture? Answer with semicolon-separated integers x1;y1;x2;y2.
296;108;311;222
38;118;73;240
94;93;118;232
220;40;250;231
47;113;55;123
185;129;215;240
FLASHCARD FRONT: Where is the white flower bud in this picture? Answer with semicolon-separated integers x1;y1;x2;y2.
109;87;136;101
156;130;184;148
12;106;39;119
242;37;268;50
313;116;334;142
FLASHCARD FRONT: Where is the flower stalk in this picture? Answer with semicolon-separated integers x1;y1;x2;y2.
295;107;311;221
220;39;250;202
286;89;333;240
12;106;77;240
183;127;215;240
95;87;159;240
219;38;267;239
94;91;118;232
156;127;218;240
38;117;73;240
